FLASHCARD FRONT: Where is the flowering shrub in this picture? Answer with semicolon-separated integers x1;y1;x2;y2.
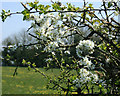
1;0;120;95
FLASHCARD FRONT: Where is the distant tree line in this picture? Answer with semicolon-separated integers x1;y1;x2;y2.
2;30;49;67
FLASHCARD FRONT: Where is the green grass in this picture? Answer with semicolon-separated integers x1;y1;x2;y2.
2;66;60;94
2;66;103;94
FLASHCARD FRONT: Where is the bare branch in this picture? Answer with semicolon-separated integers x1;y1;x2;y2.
20;2;29;11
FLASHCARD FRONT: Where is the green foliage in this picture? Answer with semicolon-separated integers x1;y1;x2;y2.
1;9;10;22
21;9;30;20
28;0;39;10
52;2;62;11
22;59;26;65
67;3;76;11
88;3;93;8
108;2;113;8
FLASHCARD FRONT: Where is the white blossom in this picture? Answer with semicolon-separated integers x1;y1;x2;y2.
64;50;70;54
8;45;14;48
108;34;115;39
106;58;110;63
91;74;99;83
73;68;99;88
46;58;52;62
52;52;55;55
76;40;95;57
78;56;92;68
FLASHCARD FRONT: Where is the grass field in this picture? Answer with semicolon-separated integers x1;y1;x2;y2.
2;66;102;94
2;66;60;94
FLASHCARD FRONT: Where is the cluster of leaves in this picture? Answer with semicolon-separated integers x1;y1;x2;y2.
1;9;10;22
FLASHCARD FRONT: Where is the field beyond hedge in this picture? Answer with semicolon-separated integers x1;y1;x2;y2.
2;66;102;94
2;66;59;94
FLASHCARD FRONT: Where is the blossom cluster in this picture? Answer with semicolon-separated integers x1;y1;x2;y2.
78;56;95;69
73;68;98;88
29;13;76;53
76;40;95;57
73;40;99;88
44;41;59;52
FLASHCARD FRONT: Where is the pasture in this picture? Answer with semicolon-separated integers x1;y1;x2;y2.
2;66;102;94
2;66;59;94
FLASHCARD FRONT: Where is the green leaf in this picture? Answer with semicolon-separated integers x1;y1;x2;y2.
8;10;10;13
86;17;89;21
89;3;93;7
22;59;26;64
28;66;31;71
23;16;26;21
22;10;30;20
66;64;69;67
35;68;39;72
103;46;107;50
28;2;34;7
108;2;112;8
28;0;39;8
52;3;61;11
45;5;51;10
32;63;36;67
7;54;10;58
75;7;80;11
115;8;118;11
34;0;39;5
2;9;5;13
27;61;31;65
69;86;74;91
1;9;10;22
